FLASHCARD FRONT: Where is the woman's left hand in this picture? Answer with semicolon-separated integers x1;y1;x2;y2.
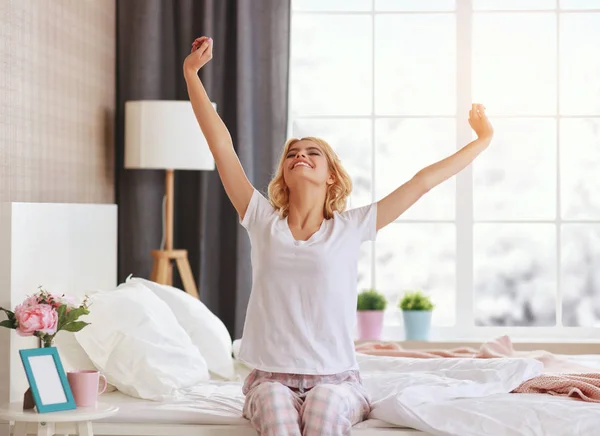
469;103;493;140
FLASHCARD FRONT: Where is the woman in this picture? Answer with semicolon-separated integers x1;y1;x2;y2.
183;36;493;436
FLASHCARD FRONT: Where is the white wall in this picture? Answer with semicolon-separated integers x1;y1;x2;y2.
0;202;117;435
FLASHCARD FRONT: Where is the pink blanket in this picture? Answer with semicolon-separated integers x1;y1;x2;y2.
356;335;600;403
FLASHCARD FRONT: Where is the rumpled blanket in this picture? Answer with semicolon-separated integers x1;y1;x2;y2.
513;373;600;402
356;335;600;403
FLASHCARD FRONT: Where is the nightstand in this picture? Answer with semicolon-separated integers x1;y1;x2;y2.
0;402;118;436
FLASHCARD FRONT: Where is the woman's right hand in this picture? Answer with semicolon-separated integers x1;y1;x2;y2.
183;37;213;75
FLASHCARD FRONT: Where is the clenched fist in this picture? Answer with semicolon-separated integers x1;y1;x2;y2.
183;36;213;74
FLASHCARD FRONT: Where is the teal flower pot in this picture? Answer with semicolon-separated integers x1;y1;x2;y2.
402;310;432;341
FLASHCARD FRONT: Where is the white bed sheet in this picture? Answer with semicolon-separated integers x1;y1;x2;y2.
366;354;600;436
98;383;405;429
412;391;600;436
97;368;405;430
98;380;247;425
97;354;600;435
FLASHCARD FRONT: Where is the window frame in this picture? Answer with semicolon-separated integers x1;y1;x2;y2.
288;0;600;341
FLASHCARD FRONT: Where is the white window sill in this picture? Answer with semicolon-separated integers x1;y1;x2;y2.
354;324;600;354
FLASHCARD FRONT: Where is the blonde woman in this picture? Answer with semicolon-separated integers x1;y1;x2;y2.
184;37;493;436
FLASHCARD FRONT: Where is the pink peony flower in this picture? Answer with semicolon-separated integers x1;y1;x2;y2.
14;304;58;336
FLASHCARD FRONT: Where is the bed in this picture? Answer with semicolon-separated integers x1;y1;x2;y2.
1;202;599;436
0;202;422;436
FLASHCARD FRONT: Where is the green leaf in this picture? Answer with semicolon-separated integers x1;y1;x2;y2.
357;289;387;311
60;306;89;325
57;304;68;329
61;321;90;333
0;307;15;321
0;319;16;329
398;290;434;311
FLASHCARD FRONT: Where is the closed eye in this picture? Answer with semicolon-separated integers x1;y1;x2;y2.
286;146;322;158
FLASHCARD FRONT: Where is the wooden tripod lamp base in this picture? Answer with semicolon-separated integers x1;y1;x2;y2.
148;169;199;299
150;249;198;299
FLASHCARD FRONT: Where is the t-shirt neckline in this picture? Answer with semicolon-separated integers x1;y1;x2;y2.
283;216;329;245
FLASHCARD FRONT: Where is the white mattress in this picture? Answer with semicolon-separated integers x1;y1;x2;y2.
96;355;600;433
97;376;405;430
97;380;247;425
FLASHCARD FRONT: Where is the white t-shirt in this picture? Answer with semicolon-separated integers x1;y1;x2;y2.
237;189;378;375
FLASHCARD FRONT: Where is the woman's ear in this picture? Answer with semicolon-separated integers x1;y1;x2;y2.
327;173;335;186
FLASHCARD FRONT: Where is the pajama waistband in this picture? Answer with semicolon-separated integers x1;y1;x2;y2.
242;368;363;394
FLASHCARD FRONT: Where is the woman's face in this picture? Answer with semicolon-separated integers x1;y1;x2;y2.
282;140;334;191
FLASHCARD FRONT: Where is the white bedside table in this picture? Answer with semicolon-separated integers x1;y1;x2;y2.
0;402;118;436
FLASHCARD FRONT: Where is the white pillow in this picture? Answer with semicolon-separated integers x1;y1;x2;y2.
127;277;236;380
74;281;209;400
54;332;117;392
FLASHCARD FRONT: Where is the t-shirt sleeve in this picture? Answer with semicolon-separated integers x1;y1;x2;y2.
240;189;276;231
341;202;378;242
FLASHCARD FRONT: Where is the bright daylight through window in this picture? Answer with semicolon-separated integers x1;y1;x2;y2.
287;0;600;340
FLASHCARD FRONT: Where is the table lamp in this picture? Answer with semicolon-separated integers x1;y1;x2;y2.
124;100;215;299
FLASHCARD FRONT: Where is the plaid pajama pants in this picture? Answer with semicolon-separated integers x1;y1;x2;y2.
242;369;371;436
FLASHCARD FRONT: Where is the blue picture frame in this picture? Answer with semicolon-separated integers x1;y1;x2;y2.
19;347;77;413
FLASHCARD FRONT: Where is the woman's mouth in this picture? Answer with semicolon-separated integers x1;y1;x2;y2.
293;161;312;169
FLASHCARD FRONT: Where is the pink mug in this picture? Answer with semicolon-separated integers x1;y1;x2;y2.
67;370;108;407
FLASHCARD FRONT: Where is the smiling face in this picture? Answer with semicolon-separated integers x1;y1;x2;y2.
282;139;335;191
267;136;353;219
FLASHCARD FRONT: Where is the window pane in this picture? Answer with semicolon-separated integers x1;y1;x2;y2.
292;0;372;11
375;118;455;220
474;0;556;10
474;224;556;326
561;225;600;327
290;15;372;116
376;223;456;326
473;119;556;220
560;119;600;220
375;14;455;116
560;14;600;115
291;118;373;209
473;13;557;115
376;0;455;11
560;0;600;8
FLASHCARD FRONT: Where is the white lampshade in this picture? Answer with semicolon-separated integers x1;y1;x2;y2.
124;100;215;171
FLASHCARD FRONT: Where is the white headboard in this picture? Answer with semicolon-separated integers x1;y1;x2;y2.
0;202;117;412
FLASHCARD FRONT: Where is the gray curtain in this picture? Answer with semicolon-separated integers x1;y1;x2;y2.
115;0;290;339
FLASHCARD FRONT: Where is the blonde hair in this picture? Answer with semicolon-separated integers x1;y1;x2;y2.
267;137;352;219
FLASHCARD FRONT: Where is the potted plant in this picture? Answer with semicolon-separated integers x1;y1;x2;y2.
399;290;434;341
356;288;387;340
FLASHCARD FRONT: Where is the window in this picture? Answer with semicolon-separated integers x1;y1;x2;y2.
288;0;600;340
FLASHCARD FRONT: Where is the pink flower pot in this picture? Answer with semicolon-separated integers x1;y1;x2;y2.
357;310;384;340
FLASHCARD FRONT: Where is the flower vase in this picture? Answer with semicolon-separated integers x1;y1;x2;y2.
42;338;54;348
